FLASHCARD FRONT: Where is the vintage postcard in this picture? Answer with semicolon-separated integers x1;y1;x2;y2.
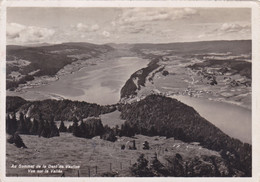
0;1;260;182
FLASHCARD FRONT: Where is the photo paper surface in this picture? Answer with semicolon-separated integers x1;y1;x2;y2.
1;1;259;181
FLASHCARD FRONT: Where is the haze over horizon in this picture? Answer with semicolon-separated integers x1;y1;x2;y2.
6;39;252;47
7;7;251;45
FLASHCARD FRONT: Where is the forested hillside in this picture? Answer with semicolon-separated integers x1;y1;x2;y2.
6;43;114;90
6;94;251;176
6;96;116;121
120;57;160;98
119;94;251;176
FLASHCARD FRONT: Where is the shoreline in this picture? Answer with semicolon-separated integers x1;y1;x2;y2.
171;93;251;111
7;55;150;105
12;57;103;92
169;94;251;144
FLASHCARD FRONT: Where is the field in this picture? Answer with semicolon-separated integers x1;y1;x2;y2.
128;48;251;109
6;133;219;177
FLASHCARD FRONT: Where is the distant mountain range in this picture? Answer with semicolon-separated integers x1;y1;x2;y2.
6;42;114;90
131;40;251;56
6;40;251;91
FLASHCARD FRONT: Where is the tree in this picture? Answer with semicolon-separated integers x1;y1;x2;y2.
67;125;73;133
37;113;44;136
149;126;157;136
25;116;32;134
120;122;135;137
6;114;10;134
79;121;88;138
72;120;81;137
101;125;117;142
59;120;67;132
87;118;104;137
150;153;169;176
29;118;38;135
6;114;17;135
113;125;120;136
17;113;29;134
41;121;51;138
49;117;59;137
130;154;153;177
167;153;185;176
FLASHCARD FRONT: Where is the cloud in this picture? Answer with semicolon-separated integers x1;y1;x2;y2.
6;23;25;39
7;23;55;44
102;31;110;38
218;23;250;33
75;23;87;31
129;27;146;34
198;23;251;39
74;23;99;32
114;8;199;36
91;24;100;31
119;23;149;34
118;8;198;25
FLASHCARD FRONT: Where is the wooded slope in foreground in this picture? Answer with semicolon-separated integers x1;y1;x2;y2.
6;95;251;176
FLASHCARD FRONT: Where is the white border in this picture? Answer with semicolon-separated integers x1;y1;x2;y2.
0;1;260;182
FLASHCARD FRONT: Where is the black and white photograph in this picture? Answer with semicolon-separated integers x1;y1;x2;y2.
1;1;259;180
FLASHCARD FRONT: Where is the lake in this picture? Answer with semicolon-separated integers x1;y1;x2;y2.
171;95;251;144
26;56;149;105
9;55;251;144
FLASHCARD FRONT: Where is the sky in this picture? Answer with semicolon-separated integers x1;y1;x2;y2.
6;7;251;45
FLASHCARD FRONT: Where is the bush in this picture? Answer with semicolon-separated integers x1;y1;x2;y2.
150;153;169;176
7;133;27;148
130;154;153;177
162;70;169;76
101;126;117;142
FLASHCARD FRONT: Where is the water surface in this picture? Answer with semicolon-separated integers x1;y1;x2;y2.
28;57;149;104
172;95;251;144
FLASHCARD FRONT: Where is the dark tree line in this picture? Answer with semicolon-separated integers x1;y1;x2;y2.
131;152;238;177
64;117;118;142
67;117;104;138
58;117;138;142
6;96;117;122
131;153;169;177
6;111;126;143
6;113;59;138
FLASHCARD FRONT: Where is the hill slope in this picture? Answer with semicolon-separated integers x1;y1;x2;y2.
6;94;251;176
119;94;251;176
6;43;114;90
6;96;116;121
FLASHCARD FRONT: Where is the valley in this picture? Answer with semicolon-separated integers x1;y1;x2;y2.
6;40;252;177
